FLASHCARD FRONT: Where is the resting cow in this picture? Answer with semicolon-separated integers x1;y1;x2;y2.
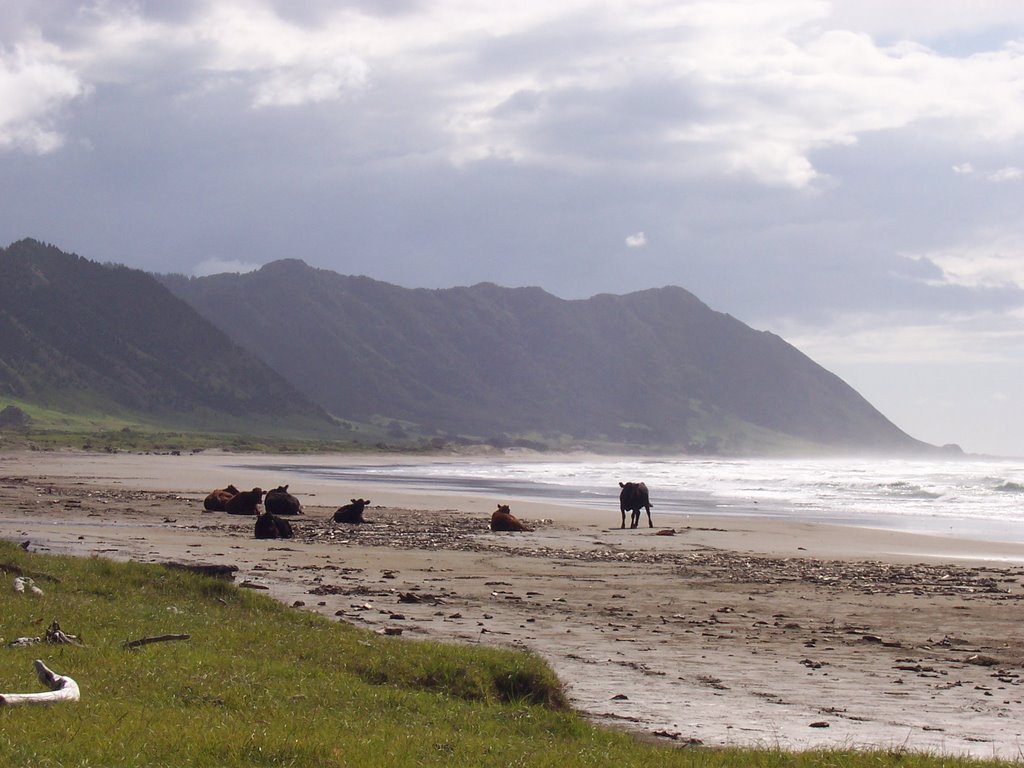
224;487;263;516
203;484;239;512
333;499;370;524
265;485;302;516
254;511;294;539
490;504;531;532
619;481;653;529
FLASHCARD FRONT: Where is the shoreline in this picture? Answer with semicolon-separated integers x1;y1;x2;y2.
3;449;1024;757
239;451;1024;550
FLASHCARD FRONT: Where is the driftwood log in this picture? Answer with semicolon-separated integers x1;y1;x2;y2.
0;660;80;706
124;633;191;650
12;576;43;596
163;562;238;580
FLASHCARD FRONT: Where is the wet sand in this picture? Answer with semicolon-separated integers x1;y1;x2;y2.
2;449;1024;758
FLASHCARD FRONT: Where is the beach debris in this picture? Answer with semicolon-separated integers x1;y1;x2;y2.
45;621;83;646
0;660;80;706
966;654;1000;667
398;591;445;605
611;693;629;700
652;731;703;746
123;633;191;650
12;577;43;596
655;529;676;536
697;675;729;690
8;637;41;648
808;721;830;728
163;562;238;580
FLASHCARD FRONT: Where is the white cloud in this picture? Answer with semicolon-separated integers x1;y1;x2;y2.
988;166;1023;182
778;309;1024;366
251;56;369;108
825;1;1024;43
192;258;261;277
625;231;647;247
953;162;974;174
8;1;1024;190
915;233;1024;288
426;2;1024;187
0;34;88;153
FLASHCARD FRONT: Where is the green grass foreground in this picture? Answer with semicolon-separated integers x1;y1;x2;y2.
0;542;1011;767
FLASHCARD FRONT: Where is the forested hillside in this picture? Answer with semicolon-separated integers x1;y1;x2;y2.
0;240;335;434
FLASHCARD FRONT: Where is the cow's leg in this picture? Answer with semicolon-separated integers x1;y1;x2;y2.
645;505;653;528
621;509;626;529
630;509;639;529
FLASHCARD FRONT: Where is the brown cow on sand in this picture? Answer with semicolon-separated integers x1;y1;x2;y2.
333;499;370;524
203;484;239;512
490;504;532;532
619;481;652;529
255;511;294;539
225;487;263;516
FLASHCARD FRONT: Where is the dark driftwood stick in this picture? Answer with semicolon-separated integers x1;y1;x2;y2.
123;633;191;649
0;660;80;706
163;562;238;580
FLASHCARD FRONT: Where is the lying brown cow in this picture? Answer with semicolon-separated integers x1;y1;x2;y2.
254;511;294;539
224;487;263;516
203;484;239;512
333;498;370;524
490;504;531;532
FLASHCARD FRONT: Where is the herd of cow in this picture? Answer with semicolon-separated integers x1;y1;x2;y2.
201;480;653;540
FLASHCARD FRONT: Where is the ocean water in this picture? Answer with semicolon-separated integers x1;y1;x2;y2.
253;456;1024;543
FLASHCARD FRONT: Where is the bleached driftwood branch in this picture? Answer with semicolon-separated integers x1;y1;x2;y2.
45;620;83;646
123;633;191;650
0;660;80;706
12;577;43;596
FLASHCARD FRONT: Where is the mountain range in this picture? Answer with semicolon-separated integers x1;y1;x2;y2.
0;238;934;454
162;258;930;454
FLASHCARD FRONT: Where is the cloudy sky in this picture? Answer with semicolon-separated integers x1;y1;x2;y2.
3;1;1024;456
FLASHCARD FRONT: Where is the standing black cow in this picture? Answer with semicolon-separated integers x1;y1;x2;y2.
619;481;653;529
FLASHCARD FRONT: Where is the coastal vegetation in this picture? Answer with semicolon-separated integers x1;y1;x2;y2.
0;541;1012;767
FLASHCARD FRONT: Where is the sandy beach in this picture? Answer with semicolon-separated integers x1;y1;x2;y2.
2;449;1024;758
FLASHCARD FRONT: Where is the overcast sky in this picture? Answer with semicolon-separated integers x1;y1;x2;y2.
2;1;1024;456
